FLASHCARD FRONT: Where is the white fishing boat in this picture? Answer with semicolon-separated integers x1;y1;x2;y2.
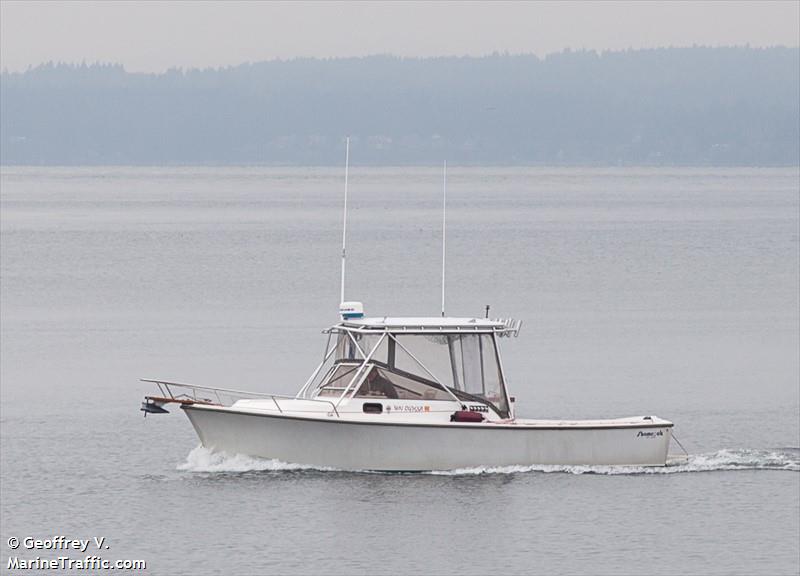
141;140;674;471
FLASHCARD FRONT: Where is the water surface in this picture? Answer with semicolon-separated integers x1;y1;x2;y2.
1;166;798;575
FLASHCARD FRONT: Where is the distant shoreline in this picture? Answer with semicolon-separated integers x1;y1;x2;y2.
2;48;797;166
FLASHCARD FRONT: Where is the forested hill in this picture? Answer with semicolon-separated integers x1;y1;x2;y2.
1;47;798;165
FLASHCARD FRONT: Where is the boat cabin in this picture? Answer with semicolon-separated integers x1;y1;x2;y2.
299;316;521;420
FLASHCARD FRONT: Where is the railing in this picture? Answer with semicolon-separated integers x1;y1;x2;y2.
140;379;340;417
324;319;522;336
494;318;523;337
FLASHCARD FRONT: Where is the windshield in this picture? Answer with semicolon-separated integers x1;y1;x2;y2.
335;332;388;363
315;363;363;397
393;334;509;417
355;366;456;401
324;331;510;417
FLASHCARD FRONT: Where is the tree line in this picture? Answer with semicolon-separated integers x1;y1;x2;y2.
1;47;798;165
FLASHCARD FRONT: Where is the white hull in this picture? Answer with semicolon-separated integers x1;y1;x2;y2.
183;405;672;471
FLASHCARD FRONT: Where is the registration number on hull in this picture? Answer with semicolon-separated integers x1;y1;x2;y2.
386;405;431;413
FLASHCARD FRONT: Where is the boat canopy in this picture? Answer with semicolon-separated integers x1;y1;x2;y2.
338;316;519;334
306;316;516;418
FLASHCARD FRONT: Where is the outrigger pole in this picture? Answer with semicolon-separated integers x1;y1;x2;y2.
340;137;350;304
441;160;447;317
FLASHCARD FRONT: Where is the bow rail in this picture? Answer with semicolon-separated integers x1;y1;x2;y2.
140;378;339;417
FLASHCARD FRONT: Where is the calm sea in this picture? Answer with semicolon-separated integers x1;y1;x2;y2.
1;166;798;575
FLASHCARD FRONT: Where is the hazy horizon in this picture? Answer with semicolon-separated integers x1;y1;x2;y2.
2;48;798;167
2;3;798;167
4;43;800;76
2;1;798;73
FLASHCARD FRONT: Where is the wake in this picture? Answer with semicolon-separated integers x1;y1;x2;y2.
178;445;799;475
430;448;799;475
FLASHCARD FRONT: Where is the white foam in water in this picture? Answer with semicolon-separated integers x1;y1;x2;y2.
429;448;800;476
178;446;799;475
177;445;335;473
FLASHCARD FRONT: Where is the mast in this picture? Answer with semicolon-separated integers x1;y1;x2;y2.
441;160;447;317
340;137;350;304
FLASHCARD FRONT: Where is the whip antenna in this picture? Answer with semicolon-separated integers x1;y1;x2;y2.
441;160;446;317
340;137;350;304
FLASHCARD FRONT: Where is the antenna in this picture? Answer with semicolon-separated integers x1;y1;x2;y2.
340;136;350;304
441;160;447;317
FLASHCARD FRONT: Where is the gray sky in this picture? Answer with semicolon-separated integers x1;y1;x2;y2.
1;1;798;73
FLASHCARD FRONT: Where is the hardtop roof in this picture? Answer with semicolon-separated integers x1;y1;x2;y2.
337;316;509;332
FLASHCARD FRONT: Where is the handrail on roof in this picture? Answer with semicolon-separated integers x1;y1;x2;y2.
325;317;522;336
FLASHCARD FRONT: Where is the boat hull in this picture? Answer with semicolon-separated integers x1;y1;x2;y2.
183;405;672;471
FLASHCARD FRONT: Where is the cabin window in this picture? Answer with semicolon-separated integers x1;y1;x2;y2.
394;333;509;417
335;333;387;363
355;367;453;401
316;363;364;397
335;333;357;361
479;335;508;415
393;335;457;389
